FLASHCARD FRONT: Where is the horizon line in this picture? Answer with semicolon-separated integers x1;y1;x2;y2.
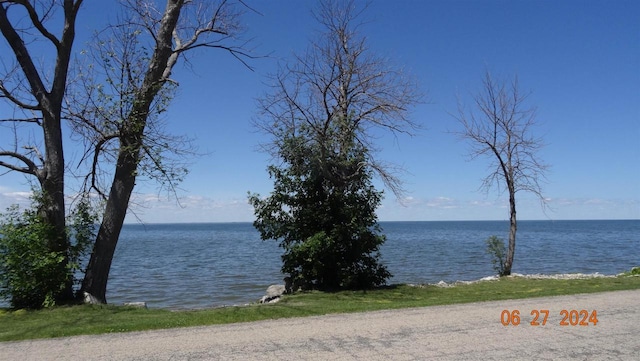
122;218;640;226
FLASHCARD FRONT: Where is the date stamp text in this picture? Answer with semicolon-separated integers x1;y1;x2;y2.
501;309;598;326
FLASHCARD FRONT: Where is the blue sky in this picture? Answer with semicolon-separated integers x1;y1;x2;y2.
1;0;639;222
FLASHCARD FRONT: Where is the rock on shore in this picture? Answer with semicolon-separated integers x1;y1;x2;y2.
259;284;286;304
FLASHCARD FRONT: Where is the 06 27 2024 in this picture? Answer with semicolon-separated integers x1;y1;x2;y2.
500;309;598;326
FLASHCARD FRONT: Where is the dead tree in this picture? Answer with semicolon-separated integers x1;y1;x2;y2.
454;71;548;276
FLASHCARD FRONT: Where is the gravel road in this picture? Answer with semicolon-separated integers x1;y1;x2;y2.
1;289;638;360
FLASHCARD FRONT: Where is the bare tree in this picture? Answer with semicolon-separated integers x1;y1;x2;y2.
0;0;84;303
255;0;422;197
454;70;548;276
65;10;194;201
1;0;255;305
74;0;254;303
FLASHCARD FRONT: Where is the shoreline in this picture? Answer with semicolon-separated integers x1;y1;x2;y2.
1;271;635;311
419;271;622;288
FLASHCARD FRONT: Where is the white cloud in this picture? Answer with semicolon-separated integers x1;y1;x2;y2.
123;193;255;223
2;185;636;223
425;196;458;209
0;187;32;211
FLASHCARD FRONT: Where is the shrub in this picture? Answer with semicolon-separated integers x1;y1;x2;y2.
486;235;507;276
0;203;65;308
629;267;640;276
0;195;96;309
250;133;391;291
283;230;390;291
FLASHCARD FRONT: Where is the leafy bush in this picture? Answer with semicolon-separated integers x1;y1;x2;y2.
283;229;390;291
486;235;507;276
627;267;640;276
0;195;96;309
0;203;65;308
250;132;391;291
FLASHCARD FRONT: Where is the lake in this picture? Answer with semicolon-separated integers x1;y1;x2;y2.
99;220;639;309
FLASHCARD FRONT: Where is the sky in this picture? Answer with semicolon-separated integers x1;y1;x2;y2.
1;0;639;223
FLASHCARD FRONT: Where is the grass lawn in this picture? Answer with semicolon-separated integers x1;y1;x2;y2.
1;273;639;342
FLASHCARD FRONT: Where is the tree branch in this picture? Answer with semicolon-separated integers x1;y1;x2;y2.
0;81;41;110
0;117;42;125
0;150;40;177
9;0;61;47
0;3;49;107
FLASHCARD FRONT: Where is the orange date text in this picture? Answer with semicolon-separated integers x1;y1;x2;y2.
500;309;598;326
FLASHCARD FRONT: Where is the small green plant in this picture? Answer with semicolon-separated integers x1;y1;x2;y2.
0;202;64;309
486;235;507;276
0;193;97;309
67;196;99;295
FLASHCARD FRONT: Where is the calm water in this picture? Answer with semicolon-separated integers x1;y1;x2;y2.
2;220;638;309
101;220;639;309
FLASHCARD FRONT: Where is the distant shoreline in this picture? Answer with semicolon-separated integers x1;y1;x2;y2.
121;219;640;226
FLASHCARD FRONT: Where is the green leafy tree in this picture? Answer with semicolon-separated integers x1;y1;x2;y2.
0;202;62;309
250;124;390;290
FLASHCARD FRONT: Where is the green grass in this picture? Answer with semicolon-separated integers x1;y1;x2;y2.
1;274;639;342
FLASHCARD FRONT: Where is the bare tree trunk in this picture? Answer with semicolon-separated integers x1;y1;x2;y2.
41;110;74;302
81;138;141;303
503;190;517;276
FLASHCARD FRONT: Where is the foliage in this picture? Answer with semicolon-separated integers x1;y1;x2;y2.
0;201;65;309
67;196;99;287
0;194;96;309
623;267;640;276
2;0;254;305
250;126;391;291
485;235;507;276
69;25;190;200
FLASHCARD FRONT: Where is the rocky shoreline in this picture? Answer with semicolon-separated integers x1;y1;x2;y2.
409;272;622;288
258;272;627;300
112;271;636;310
